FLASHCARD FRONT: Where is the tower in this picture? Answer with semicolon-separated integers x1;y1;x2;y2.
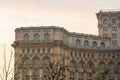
96;10;120;48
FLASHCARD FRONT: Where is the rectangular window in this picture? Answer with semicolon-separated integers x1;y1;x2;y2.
112;33;117;38
103;34;108;37
103;27;108;31
78;72;83;77
112;26;117;31
112;40;117;45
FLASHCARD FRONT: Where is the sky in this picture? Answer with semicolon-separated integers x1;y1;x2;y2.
0;0;120;75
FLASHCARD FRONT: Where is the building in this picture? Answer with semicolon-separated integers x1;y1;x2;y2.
96;10;120;48
12;10;120;80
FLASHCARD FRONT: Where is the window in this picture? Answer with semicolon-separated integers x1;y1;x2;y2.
103;19;108;24
42;49;45;53
32;49;35;53
44;33;50;41
22;49;25;53
43;75;48;80
34;33;40;41
118;63;120;70
32;75;39;80
76;39;80;46
78;72;83;77
43;57;50;64
37;49;40;53
23;58;30;64
112;40;117;45
69;60;77;68
103;34;108;37
108;62;115;70
24;33;29;42
33;57;40;64
112;18;117;24
48;48;50;53
112;33;117;38
100;42;105;48
78;61;84;68
92;41;97;48
27;49;30;53
112;26;117;31
98;62;106;70
84;40;89;47
69;71;75;80
23;75;29;80
87;73;92;77
103;27;108;31
87;62;93;69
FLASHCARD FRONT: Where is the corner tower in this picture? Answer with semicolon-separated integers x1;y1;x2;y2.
96;10;120;48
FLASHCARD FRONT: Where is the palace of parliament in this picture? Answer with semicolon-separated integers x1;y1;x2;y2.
12;10;120;80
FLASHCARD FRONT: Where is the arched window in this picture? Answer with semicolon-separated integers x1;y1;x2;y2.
23;75;29;80
76;39;80;46
87;62;94;69
23;58;30;64
103;19;108;24
98;62;106;70
112;18;117;24
108;62;115;70
32;75;39;80
84;40;89;47
44;33;50;41
78;61;84;68
43;57;50;64
33;57;40;64
43;75;48;80
24;33;29;42
69;60;77;68
34;33;40;41
92;41;97;48
100;42;105;48
118;62;120;70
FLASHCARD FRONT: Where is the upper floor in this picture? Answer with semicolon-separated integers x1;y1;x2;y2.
14;26;111;49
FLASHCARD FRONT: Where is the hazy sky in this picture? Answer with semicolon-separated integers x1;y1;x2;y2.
0;0;120;68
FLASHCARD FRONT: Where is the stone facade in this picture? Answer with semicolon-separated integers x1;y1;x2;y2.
12;10;120;80
96;10;120;48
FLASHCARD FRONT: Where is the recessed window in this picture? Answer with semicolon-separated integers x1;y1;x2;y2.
112;18;117;24
32;49;35;53
108;62;115;70
43;57;50;64
32;75;39;80
37;49;40;53
69;60;77;68
103;34;108;37
22;49;25;53
78;61;84;68
112;40;117;45
112;26;117;31
23;75;29;80
24;33;29;42
112;33;117;38
103;19;108;24
84;40;89;47
100;42;105;48
98;62;106;70
48;48;50;53
23;58;30;64
44;33;50;41
76;39;80;46
87;62;93;69
34;33;40;41
92;41;97;48
33;57;40;64
103;27;108;31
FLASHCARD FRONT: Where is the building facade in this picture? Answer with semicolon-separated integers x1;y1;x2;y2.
12;10;120;80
